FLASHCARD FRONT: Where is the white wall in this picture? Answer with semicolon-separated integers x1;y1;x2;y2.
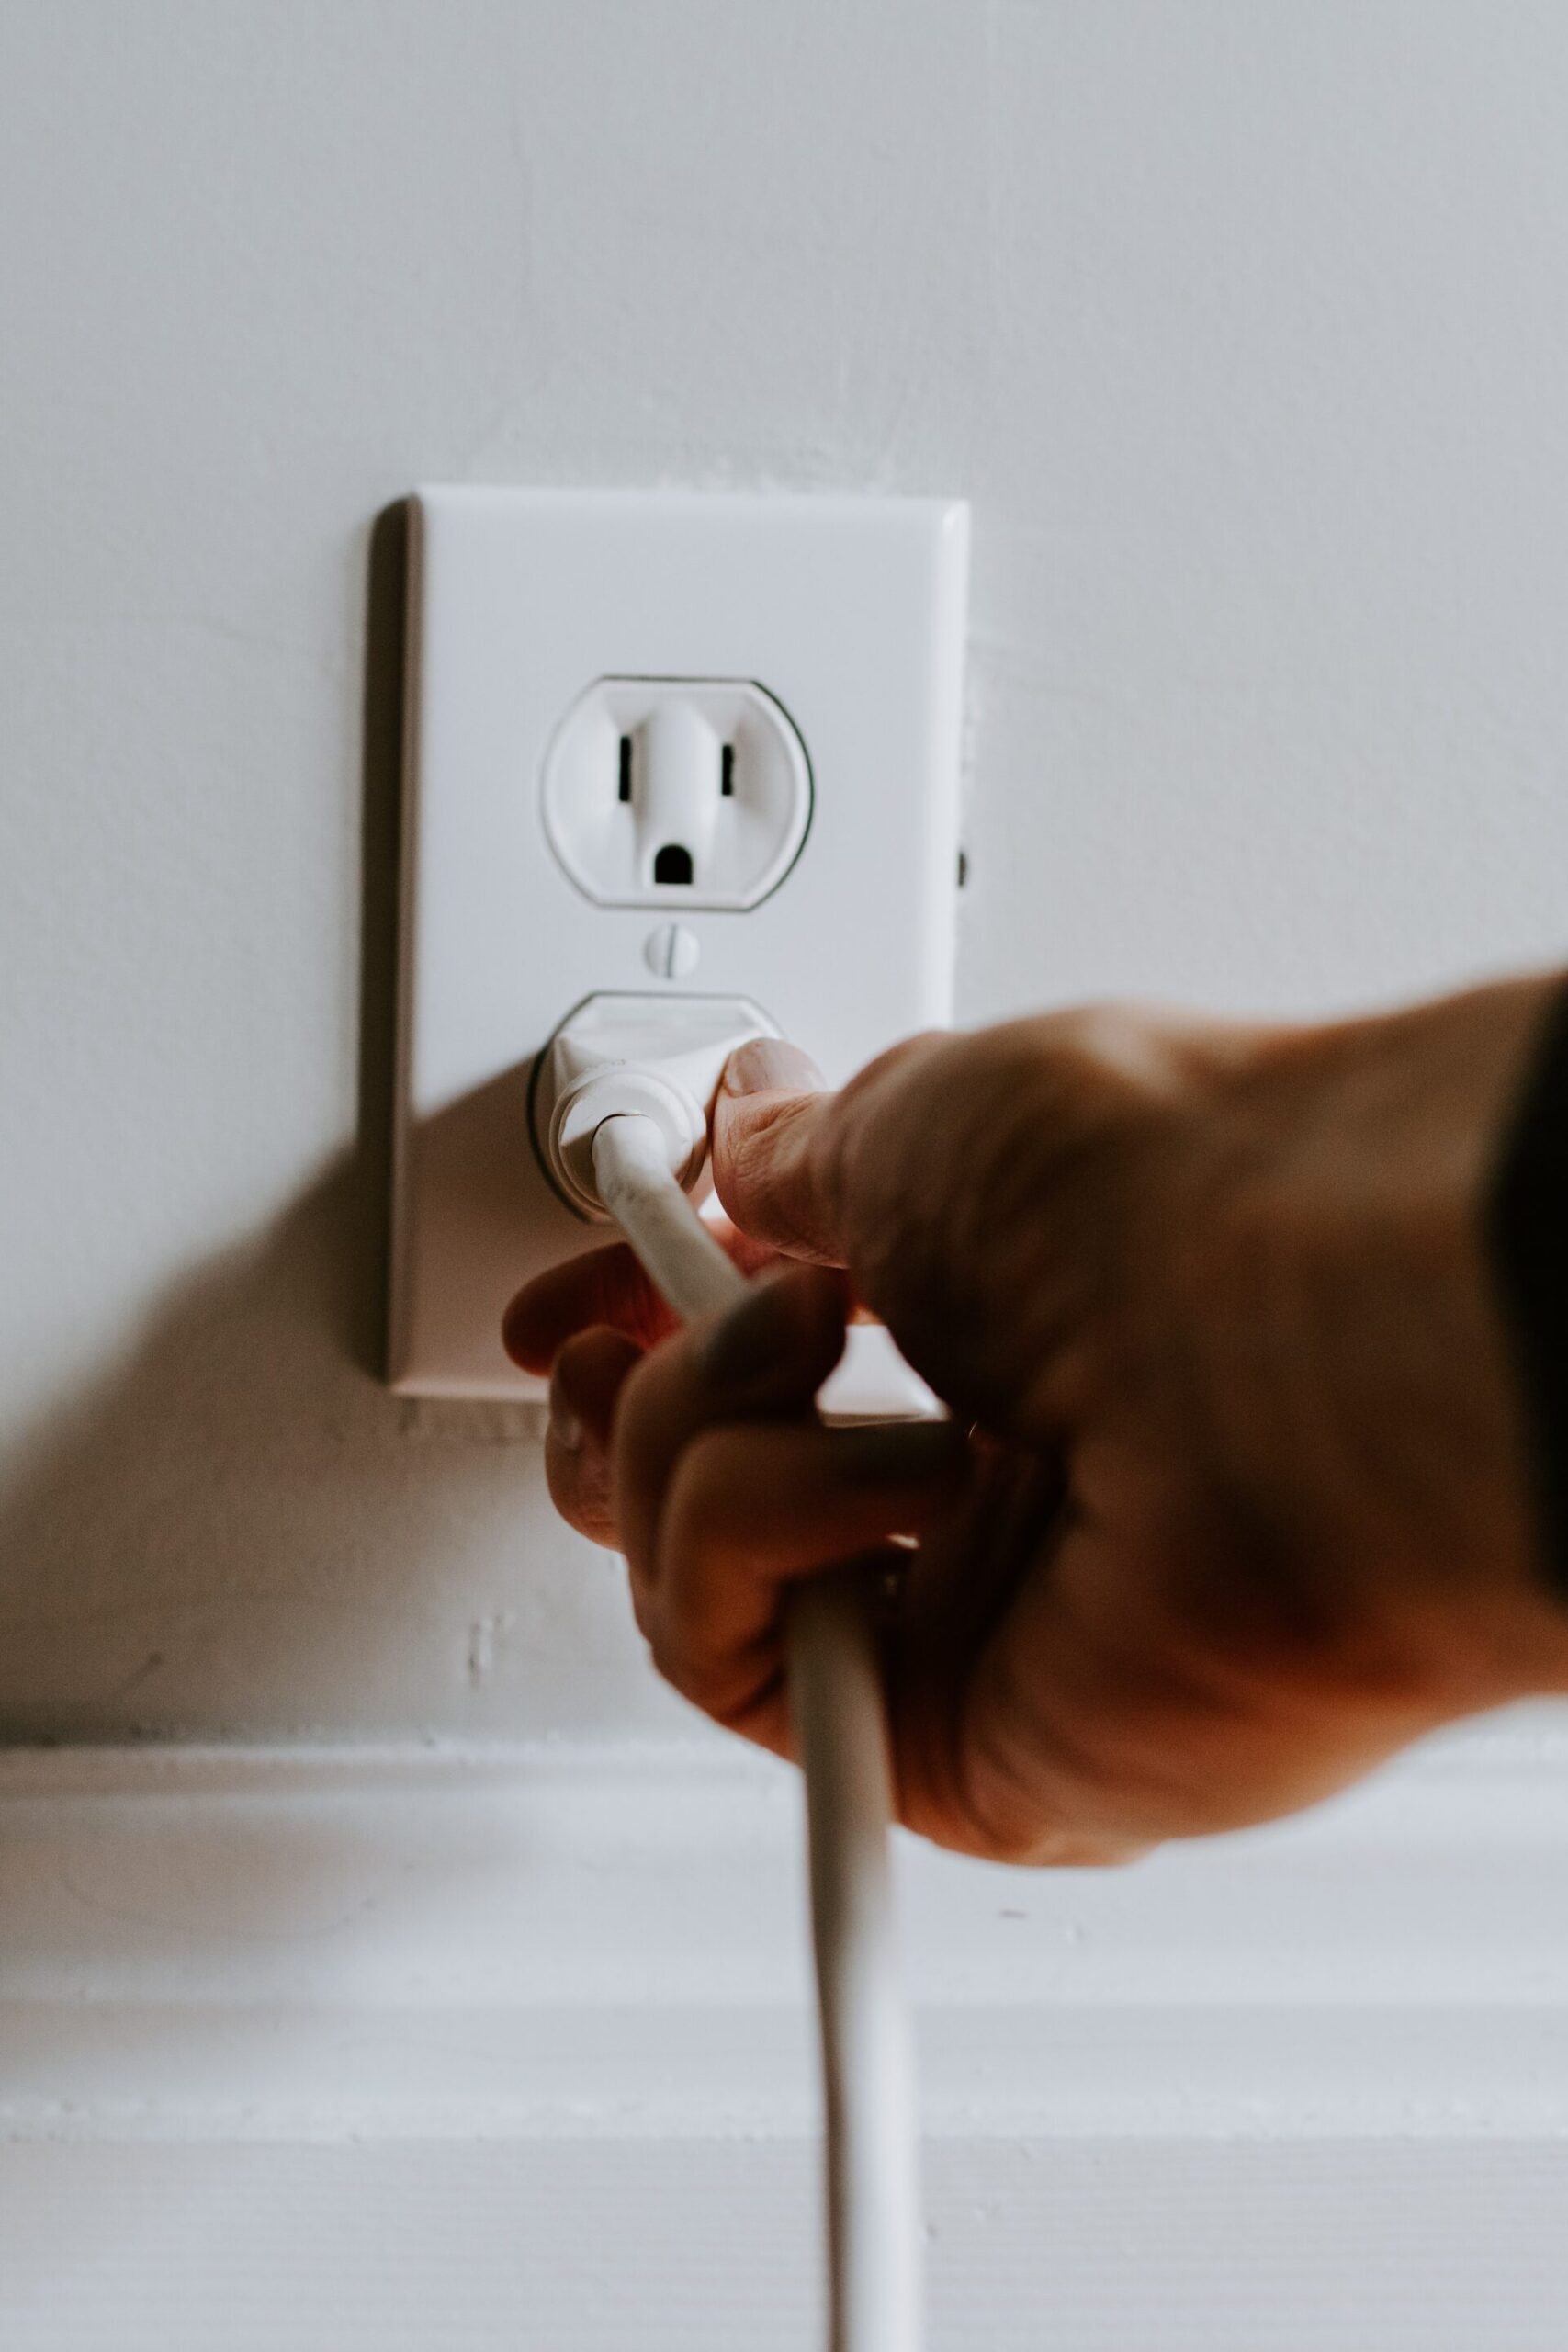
4;0;1568;1740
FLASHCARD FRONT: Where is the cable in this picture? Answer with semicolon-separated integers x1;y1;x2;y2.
590;1108;742;1324
592;1112;922;2352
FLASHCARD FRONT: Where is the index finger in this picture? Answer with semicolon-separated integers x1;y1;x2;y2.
502;1220;778;1374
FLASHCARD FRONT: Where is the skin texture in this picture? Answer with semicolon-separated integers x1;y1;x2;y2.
504;974;1568;1866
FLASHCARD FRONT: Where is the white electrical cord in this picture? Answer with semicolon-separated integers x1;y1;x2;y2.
592;1112;921;2352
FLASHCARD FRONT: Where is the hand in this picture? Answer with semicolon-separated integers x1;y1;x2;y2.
504;980;1568;1864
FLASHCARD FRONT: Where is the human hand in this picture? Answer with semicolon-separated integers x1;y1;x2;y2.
504;980;1568;1863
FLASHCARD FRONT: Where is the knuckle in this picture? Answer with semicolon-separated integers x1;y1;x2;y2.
639;1581;691;1685
954;1738;1049;1865
644;1607;711;1712
953;1664;1115;1866
644;1610;678;1684
1033;1002;1191;1118
625;1567;655;1644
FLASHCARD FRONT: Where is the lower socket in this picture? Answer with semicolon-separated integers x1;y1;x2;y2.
530;991;779;1219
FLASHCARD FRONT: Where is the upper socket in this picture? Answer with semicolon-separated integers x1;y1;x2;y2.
541;676;812;910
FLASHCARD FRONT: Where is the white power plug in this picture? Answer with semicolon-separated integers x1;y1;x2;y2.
531;991;777;1216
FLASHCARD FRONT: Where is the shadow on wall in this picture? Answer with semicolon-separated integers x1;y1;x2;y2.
0;509;610;1742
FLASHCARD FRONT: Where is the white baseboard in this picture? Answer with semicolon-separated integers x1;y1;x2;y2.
5;1730;1568;2346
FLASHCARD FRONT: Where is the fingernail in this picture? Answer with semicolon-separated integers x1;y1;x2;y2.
723;1037;825;1097
550;1406;584;1454
699;1278;801;1390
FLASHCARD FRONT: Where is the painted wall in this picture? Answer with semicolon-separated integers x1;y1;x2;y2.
4;1;1568;1739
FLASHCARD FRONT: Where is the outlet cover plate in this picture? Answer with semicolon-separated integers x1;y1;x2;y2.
390;487;969;1402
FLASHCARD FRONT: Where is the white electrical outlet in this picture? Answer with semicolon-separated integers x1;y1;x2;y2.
542;677;812;909
390;488;969;1404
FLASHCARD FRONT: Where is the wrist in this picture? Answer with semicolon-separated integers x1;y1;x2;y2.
1170;978;1568;1699
1484;970;1568;1616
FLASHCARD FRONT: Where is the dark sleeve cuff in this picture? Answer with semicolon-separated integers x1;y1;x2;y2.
1486;978;1568;1593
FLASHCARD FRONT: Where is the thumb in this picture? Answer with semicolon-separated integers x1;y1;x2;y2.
710;1037;847;1262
